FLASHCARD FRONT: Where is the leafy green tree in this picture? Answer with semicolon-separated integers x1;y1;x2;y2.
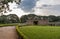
0;14;19;24
27;14;36;18
48;15;58;22
20;15;28;23
56;16;60;22
0;15;8;23
7;14;20;23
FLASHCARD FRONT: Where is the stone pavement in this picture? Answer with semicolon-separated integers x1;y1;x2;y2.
0;26;19;39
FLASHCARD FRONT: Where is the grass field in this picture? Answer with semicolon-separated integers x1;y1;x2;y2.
18;26;60;39
0;23;20;27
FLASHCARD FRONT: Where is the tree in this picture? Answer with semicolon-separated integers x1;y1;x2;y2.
0;14;20;23
20;15;28;23
20;14;37;23
48;15;58;22
56;16;60;22
0;15;8;23
0;0;21;16
7;14;20;23
27;14;36;18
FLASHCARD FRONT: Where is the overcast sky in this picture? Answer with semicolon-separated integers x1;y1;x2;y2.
4;0;60;17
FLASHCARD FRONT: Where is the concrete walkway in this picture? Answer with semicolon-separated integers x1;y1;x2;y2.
0;26;19;39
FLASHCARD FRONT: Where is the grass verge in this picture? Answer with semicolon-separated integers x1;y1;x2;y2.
16;26;28;39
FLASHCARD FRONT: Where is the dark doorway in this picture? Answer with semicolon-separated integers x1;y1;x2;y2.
33;21;38;25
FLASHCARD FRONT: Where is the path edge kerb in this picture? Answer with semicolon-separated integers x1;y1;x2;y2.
16;26;28;39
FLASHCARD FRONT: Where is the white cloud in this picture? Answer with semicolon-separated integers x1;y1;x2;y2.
4;2;30;17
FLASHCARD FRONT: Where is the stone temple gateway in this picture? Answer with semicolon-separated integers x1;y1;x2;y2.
26;16;60;26
26;16;49;25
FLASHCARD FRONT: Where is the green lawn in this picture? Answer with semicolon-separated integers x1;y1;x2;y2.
17;26;60;39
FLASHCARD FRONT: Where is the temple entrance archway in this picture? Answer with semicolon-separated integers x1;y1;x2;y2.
33;21;38;25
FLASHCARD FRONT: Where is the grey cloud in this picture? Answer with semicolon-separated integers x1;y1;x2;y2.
40;4;60;16
49;5;60;11
41;4;60;11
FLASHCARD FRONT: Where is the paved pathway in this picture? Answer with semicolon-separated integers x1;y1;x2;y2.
0;26;19;39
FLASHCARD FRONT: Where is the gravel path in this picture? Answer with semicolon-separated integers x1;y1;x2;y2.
0;26;19;39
